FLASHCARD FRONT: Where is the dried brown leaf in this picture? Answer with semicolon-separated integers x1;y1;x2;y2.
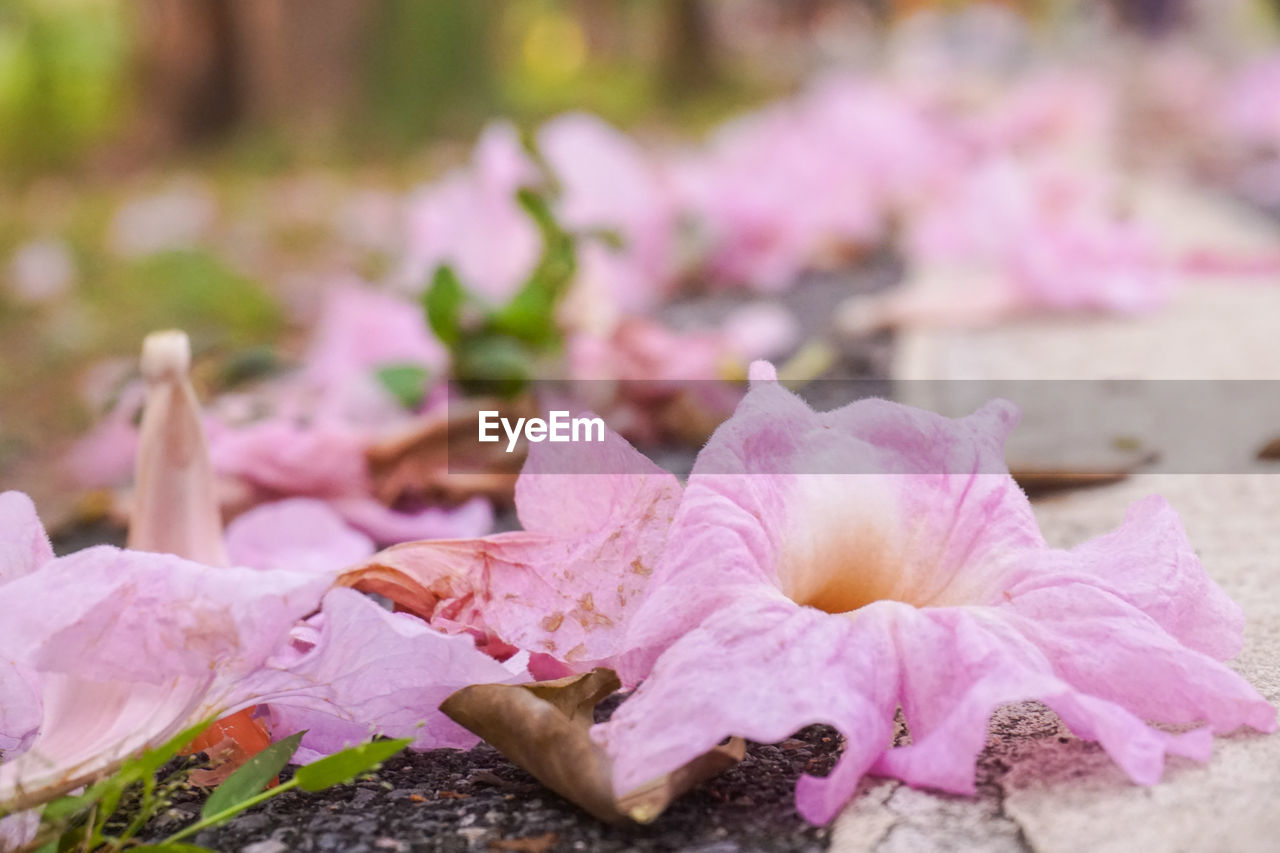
441;668;744;825
366;399;529;509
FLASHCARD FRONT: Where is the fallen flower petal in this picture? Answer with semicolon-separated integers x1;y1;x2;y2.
226;498;375;575
1;331;521;816
592;362;1275;824
342;422;681;671
242;588;521;763
0;512;330;811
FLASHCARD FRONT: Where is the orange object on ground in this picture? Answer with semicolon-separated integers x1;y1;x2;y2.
184;708;276;787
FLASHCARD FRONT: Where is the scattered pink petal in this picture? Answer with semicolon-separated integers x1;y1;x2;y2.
243;589;522;762
225;498;375;575
303;283;445;421
0;495;331;808
343;425;681;672
400;122;541;301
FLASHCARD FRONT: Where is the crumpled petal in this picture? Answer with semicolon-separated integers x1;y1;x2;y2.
0;539;329;809
1042;495;1245;660
211;419;371;500
342;424;681;671
1000;580;1276;736
0;492;53;586
225;498;375;575
0;662;39;757
0;546;329;689
238;589;523;762
868;603;1214;796
594;598;900;826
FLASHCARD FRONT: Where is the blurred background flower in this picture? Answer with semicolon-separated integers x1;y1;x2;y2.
3;0;1279;535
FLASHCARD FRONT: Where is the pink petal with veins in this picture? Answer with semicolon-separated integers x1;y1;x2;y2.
242;589;523;761
346;424;680;671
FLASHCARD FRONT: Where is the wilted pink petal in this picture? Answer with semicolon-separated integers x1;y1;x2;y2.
0;547;329;686
345;425;680;671
400;122;541;300
241;589;522;761
0;497;330;808
594;364;1275;824
0;492;53;586
226;499;375;575
1026;495;1246;660
303;283;445;420
212;419;370;499
0;661;39;756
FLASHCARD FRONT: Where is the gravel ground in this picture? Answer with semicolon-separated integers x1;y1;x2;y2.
148;721;845;853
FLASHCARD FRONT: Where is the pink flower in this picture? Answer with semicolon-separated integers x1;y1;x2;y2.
678;75;955;290
300;282;446;424
885;158;1175;326
591;363;1275;825
0;489;333;808
69;285;489;547
399;122;541;301
0;332;517;815
539;113;679;314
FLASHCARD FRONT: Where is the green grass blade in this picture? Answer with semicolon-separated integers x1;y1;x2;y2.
292;738;411;792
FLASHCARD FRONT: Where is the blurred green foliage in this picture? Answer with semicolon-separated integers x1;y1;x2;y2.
82;249;284;353
424;188;576;395
0;0;129;173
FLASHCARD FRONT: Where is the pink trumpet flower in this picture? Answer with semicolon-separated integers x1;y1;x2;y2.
0;332;521;828
591;362;1275;825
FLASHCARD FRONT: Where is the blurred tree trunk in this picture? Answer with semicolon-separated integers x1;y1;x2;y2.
660;0;718;99
134;0;376;149
135;0;241;147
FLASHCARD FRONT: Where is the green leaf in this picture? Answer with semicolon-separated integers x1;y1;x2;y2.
423;265;467;346
375;362;432;409
292;738;411;792
40;790;100;822
490;188;575;349
455;336;532;397
199;731;304;820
